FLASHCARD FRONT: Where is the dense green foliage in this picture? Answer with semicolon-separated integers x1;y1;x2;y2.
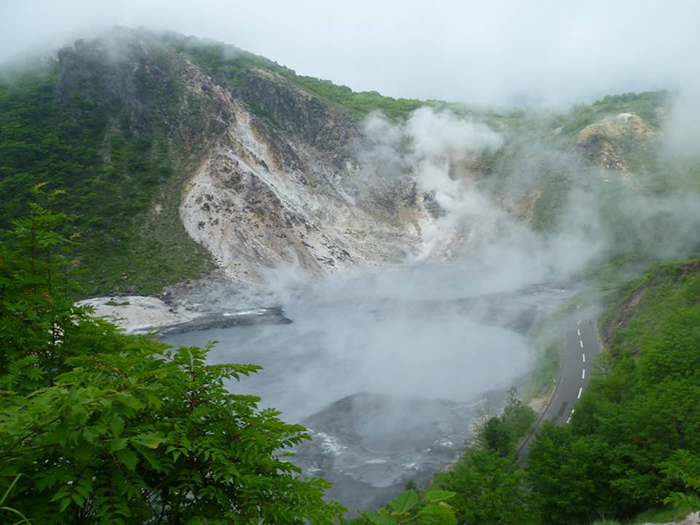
0;51;213;295
437;449;538;524
663;449;700;511
526;261;700;523
554;91;668;136
281;78;428;121
430;391;539;525
165;35;433;120
0;68;108;225
0;191;343;524
360;489;458;525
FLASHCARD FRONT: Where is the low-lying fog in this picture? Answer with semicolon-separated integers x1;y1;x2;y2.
165;264;574;511
166;267;572;423
165;105;700;511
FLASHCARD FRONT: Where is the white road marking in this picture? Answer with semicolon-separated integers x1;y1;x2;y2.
577;328;581;336
577;319;581;325
582;353;586;363
582;369;586;379
577;387;583;399
566;416;572;424
579;340;584;348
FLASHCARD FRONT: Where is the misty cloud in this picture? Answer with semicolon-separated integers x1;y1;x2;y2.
407;108;503;158
1;0;699;106
664;89;700;158
354;107;700;289
3;3;700;512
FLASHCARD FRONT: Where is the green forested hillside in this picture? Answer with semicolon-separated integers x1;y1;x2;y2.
2;30;694;297
526;260;700;523
0;54;214;295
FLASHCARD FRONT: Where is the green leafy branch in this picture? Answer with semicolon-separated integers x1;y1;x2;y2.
362;489;456;525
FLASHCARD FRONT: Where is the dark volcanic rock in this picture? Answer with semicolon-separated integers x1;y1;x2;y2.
158;307;292;335
238;69;359;161
294;393;481;514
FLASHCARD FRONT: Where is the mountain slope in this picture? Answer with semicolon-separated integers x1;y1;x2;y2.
0;30;220;294
1;28;697;299
0;29;434;296
526;259;700;522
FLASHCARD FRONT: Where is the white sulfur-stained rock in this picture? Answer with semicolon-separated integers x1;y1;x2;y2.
76;296;197;334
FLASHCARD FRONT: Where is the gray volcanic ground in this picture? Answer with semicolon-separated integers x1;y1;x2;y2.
164;266;573;512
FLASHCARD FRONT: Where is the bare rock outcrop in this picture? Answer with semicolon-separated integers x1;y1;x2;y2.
576;112;655;188
173;58;430;287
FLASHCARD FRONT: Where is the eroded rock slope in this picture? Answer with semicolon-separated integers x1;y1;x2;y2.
170;55;431;286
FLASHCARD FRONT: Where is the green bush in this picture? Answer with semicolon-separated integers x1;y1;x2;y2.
526;261;700;522
428;389;538;524
0;189;343;524
433;449;538;525
360;489;457;525
475;388;537;456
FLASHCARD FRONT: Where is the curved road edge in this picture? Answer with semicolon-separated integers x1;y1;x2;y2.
518;305;603;464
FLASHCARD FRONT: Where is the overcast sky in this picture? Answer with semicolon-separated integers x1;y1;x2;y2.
1;0;698;106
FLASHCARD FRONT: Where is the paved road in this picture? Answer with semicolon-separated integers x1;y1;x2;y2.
519;306;603;463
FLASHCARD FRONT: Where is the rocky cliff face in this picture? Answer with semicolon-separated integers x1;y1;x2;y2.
576;112;656;188
49;29;440;292
5;28;681;298
172;62;430;287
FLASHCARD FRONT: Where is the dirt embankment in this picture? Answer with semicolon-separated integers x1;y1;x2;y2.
601;260;700;343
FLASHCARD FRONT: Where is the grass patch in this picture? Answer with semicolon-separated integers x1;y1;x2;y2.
522;304;575;402
624;504;691;524
524;341;560;402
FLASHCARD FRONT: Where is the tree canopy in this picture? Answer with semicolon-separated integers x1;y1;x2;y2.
0;187;344;524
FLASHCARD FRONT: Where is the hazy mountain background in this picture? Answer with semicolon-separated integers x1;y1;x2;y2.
1;27;699;300
1;7;700;522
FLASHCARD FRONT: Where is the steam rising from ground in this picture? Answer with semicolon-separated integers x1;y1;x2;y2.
167;104;700;508
2;1;698;106
356;109;605;283
210;105;700;422
354;107;700;288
